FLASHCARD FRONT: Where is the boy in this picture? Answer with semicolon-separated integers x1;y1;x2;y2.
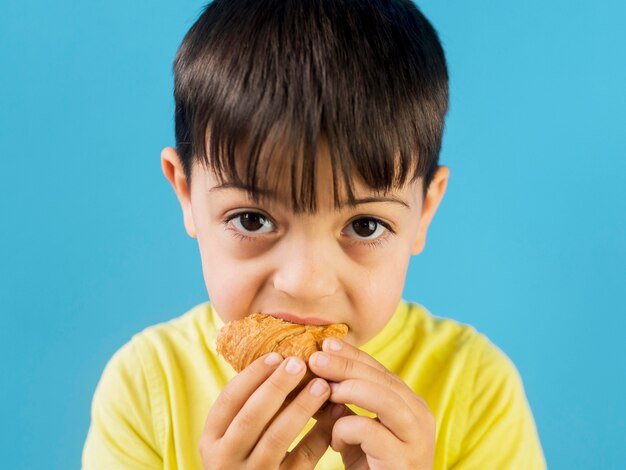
83;0;546;468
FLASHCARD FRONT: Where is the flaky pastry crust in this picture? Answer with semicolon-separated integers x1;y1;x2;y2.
216;313;349;372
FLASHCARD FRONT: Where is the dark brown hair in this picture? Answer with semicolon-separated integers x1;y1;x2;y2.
173;0;448;212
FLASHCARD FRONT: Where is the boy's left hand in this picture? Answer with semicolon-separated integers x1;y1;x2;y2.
308;339;435;470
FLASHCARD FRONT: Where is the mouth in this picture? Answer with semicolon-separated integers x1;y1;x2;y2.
265;312;334;326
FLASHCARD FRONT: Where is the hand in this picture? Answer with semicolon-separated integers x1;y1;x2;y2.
308;339;436;470
199;352;341;469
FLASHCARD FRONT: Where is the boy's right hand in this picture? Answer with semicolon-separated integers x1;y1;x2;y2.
199;352;336;469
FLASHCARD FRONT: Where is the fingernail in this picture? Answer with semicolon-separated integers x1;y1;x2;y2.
324;338;342;351
264;352;282;365
285;357;304;374
329;382;339;394
309;379;329;397
312;352;330;367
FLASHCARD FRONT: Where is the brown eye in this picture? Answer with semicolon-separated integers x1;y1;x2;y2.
345;217;387;240
231;212;274;233
352;218;378;237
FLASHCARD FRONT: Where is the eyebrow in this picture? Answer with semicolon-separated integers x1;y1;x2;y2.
209;182;410;208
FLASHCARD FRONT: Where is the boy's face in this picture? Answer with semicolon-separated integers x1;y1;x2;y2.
162;145;448;346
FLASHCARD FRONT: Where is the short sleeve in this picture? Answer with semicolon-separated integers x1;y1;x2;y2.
82;340;162;469
452;336;546;469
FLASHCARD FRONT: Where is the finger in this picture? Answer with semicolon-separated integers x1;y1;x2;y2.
331;415;399;462
316;405;366;469
221;356;308;458
309;349;422;410
251;378;330;466
204;352;283;440
329;378;432;443
309;349;399;390
323;339;405;389
285;404;349;469
321;340;432;413
322;338;395;377
280;396;345;469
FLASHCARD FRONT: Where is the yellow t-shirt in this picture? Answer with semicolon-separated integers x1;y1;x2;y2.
82;301;546;469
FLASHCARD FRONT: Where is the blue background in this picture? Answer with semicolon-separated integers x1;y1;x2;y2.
1;0;624;468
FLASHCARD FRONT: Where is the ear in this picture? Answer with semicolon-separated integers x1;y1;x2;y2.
411;166;450;255
161;147;197;238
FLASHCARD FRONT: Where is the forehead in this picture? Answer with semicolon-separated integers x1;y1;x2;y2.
196;134;422;212
198;161;421;215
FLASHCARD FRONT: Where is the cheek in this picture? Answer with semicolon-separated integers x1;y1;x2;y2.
350;251;411;342
361;266;407;312
359;242;411;297
197;236;266;322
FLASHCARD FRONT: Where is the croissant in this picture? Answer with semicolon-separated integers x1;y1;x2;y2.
216;313;348;373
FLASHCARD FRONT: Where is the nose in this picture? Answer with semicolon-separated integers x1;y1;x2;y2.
271;237;339;302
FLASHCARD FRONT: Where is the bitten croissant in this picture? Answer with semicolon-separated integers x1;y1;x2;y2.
216;313;349;372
